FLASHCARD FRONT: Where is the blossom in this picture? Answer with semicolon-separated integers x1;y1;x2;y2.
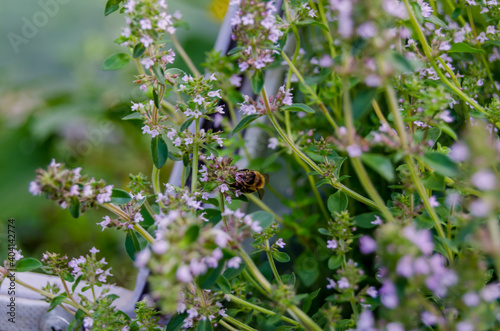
418;0;433;17
176;265;193;283
140;35;154;47
327;239;338;250
380;280;398;308
360;236;377;254
190;259;207;276
366;286;378;298
29;181;42;195
371;215;383;225
97;216;111;230
193;95;205;105
208;90;221;98
346;144;362;157
462;291;480;307
134;249;151;268
152;240;169;254
337;277;350;289
97;185;113;204
480;283;500;302
139;18;152;30
83;317;93;329
456;321;474;331
403;225;434;255
449;142;469;162
439;110;453;123
227;257;242;269
220;184;229;193
386;323;404;331
429;196;440;207
421;311;438;326
356;310;375;331
471;169;497;190
326;278;336;289
141;58;155;69
275;238;286;249
477;32;488;43
267;137;278;149
396;255;413;278
230;74;242;87
357;22;378;39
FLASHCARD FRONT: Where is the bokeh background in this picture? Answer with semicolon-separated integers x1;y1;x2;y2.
0;0;225;288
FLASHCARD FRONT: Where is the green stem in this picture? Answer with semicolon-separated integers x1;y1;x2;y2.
384;84;453;261
281;51;338;131
219;319;239;331
99;203;155;244
220;191;229;230
226;294;299;326
170;33;201;78
262;88;378;210
223;316;257;331
342;81;395;222
402;0;493;124
265;240;283;284
487;216;500;277
191;119;200;192
238;248;322;331
316;0;336;58
152;166;164;209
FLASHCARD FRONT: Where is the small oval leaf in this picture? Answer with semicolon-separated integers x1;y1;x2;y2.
281;103;315;114
16;258;42;272
151;136;169;169
102;53;130;71
232;114;260;134
110;189;132;205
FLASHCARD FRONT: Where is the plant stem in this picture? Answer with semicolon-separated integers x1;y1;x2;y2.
342;81;395;222
226;294;299;326
402;0;494;126
238;248;322;331
223;316;258;331
191;118;200;192
384;84;453;261
281;51;338;131
170;33;201;78
265;240;283;284
219;319;239;331
99;203;155;244
262;87;378;210
220;191;229;230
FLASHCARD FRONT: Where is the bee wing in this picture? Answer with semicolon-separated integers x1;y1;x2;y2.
258;188;265;200
263;174;270;185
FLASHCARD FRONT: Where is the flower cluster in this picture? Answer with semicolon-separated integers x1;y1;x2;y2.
230;0;285;71
68;247;113;285
29;159;113;212
238;85;293;115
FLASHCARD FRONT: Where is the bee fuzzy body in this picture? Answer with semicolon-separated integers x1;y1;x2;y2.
232;169;268;199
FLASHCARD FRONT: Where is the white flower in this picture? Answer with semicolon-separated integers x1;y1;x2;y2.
477;32;489;43
346;144;362;157
267;137;278;149
140;35;154;47
176;265;193;283
139;19;152;30
471;169;497;190
227;257;242;269
141;58;155;70
29;181;42;196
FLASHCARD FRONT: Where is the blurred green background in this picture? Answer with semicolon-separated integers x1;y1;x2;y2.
0;0;223;288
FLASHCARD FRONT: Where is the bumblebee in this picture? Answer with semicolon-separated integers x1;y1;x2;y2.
232;169;269;199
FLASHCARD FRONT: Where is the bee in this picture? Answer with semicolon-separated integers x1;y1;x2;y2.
232;169;269;199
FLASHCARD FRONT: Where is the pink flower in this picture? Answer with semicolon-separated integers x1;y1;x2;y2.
275;238;286;249
327;239;338;250
176;265;193;283
359;236;377;254
227;257;242;269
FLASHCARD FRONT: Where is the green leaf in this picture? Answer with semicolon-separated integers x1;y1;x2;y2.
328;255;343;270
250;211;275;229
181;225;200;246
125;232;147;261
361;153;395;182
424;15;448;29
61;271;74;282
216;275;231;294
354;212;381;229
411;2;424;25
133;43;146;58
198;261;224;289
422;152;459;177
390;52;414;72
69;196;80;219
352;89;378;120
151;136;168;169
437;123;457;141
16;258;42;272
102;53;130;71
422;172;445;191
180;118;194;132
251;70;264;94
295;18;328;31
232;114;260;134
302;288;320;313
110;188;132;205
227;46;245;55
49;294;68;309
104;0;123;16
72;275;83;293
452;7;463;19
273;251;291;263
281;103;315;114
447;42;485;54
327;191;348;215
152;63;165;85
166;314;187;331
197;318;213;331
122;112;142;120
152;89;160;108
223;263;244;279
483;40;500;48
